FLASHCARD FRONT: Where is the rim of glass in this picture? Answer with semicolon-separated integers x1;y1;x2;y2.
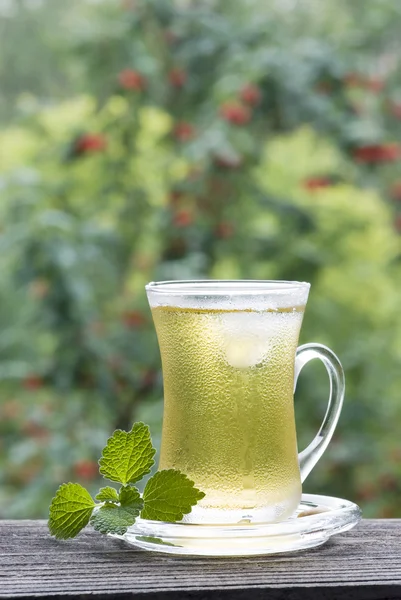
146;280;310;295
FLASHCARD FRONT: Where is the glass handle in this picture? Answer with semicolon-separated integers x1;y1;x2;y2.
294;343;345;483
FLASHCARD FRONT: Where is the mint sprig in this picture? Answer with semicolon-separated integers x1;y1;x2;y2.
48;422;205;540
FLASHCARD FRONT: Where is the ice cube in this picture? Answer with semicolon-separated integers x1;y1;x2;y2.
218;312;276;368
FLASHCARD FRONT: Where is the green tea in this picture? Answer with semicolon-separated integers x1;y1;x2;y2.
152;305;304;523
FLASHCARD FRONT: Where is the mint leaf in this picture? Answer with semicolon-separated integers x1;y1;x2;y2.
91;483;142;535
95;487;119;503
141;469;205;522
49;483;96;539
90;504;141;535
99;422;156;485
119;485;142;507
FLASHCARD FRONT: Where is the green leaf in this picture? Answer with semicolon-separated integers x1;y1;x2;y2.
119;485;142;507
141;469;205;522
95;487;119;503
91;483;142;535
90;504;141;535
99;422;156;486
48;483;96;540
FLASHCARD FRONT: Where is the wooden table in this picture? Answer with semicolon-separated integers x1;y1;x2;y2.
1;520;401;599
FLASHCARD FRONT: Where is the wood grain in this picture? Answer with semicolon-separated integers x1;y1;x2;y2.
1;520;401;600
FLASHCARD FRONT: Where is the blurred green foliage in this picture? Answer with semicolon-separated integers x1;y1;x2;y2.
1;0;401;519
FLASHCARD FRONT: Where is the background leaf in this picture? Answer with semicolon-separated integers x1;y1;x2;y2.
2;0;401;521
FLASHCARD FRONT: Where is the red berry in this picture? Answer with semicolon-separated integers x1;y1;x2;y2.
173;122;195;142
240;84;261;106
168;68;187;88
75;134;107;154
118;69;146;91
216;222;235;239
302;177;331;191
352;143;401;164
23;375;44;391
73;460;99;481
378;143;400;161
219;101;251;126
122;310;147;328
173;209;193;227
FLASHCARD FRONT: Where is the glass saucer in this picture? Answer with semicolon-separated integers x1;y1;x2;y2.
114;494;361;557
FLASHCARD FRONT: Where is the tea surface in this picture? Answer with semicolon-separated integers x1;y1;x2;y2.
152;305;304;523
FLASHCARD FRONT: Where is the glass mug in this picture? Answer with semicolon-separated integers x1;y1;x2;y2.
146;280;344;525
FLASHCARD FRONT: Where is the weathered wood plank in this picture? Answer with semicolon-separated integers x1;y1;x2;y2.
0;520;401;600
